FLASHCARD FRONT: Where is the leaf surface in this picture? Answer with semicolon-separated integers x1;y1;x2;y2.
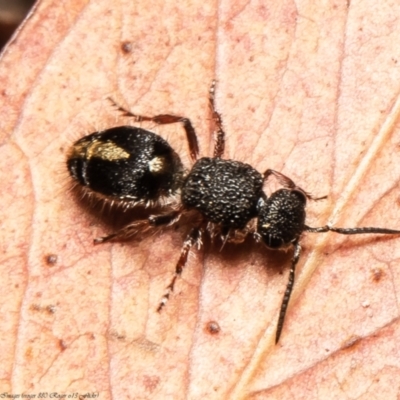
1;0;400;399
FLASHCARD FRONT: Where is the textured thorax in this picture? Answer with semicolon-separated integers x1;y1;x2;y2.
181;157;263;229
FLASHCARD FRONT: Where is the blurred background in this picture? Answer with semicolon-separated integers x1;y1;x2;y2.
0;0;35;51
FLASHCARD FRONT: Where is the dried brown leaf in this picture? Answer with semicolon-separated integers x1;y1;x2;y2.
1;0;400;399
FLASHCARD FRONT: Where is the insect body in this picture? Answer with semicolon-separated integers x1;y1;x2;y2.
67;82;400;343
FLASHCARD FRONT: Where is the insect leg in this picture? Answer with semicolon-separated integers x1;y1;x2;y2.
108;98;199;161
209;80;226;158
276;240;301;343
157;227;202;312
93;209;182;244
263;169;326;201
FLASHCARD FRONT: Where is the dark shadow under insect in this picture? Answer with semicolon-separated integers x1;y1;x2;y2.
67;82;400;343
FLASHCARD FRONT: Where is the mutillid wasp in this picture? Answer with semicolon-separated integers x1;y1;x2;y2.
67;82;400;342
